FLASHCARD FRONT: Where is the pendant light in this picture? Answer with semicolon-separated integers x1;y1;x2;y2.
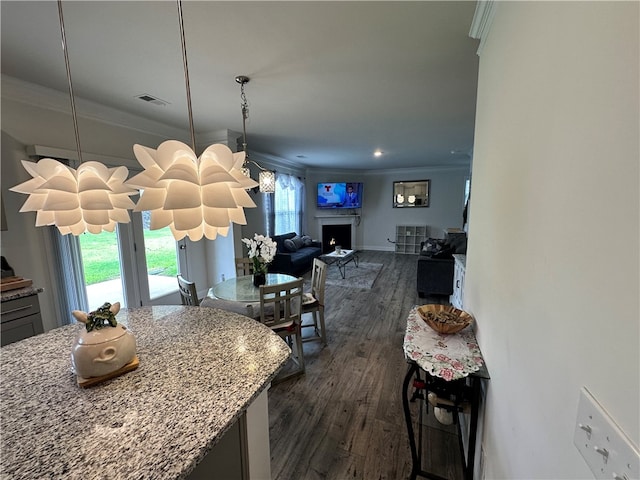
235;75;276;194
10;0;136;235
125;0;258;241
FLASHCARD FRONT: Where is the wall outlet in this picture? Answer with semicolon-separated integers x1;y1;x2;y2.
573;387;639;480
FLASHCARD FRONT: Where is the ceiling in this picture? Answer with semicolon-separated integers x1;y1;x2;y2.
1;1;480;171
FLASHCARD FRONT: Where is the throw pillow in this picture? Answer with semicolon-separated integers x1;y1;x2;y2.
433;245;454;259
283;238;298;252
422;238;446;256
291;235;305;250
301;235;313;247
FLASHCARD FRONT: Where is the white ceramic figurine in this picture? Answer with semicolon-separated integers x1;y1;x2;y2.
71;302;136;379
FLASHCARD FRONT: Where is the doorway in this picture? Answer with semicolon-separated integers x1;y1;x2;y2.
70;211;183;312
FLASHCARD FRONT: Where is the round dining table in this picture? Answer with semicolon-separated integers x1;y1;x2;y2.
209;273;298;302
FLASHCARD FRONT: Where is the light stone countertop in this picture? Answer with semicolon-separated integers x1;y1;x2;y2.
0;285;44;302
0;305;291;480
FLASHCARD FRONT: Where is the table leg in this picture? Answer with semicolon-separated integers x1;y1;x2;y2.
402;363;450;480
464;377;481;480
338;261;346;279
402;363;420;480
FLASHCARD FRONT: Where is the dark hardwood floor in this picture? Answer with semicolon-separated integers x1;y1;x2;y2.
268;251;464;480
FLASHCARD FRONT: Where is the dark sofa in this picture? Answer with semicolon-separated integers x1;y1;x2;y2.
416;233;467;297
269;232;322;276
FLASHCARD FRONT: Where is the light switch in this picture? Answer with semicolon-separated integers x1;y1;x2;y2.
573;387;639;480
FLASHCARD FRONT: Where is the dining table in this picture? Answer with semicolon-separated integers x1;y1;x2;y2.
208;273;299;303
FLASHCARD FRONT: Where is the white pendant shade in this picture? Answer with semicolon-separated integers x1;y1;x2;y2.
126;141;258;241
10;159;135;235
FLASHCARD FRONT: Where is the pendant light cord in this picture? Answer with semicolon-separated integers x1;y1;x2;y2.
57;0;83;164
177;0;197;152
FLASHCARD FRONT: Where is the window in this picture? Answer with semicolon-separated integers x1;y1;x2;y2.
274;173;304;235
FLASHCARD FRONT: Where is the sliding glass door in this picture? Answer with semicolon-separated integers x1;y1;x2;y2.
78;230;125;311
59;211;183;316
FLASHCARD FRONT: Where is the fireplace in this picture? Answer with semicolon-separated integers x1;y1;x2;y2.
322;224;351;253
315;214;360;253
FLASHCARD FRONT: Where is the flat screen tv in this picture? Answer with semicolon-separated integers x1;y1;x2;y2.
317;182;363;209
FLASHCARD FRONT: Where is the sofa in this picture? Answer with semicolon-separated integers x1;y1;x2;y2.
416;233;467;297
269;232;322;276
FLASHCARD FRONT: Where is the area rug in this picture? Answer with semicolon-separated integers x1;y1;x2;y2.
324;262;383;289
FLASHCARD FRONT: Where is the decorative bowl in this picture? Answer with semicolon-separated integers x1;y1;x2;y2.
417;304;473;334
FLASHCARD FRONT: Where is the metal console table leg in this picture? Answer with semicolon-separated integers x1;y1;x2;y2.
402;362;483;480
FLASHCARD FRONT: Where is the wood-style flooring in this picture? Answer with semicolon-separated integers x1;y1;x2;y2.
268;251;464;480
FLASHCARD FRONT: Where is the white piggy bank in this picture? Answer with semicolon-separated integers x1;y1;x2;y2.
71;303;136;379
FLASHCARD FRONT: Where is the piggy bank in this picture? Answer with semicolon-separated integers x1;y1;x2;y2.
71;302;136;379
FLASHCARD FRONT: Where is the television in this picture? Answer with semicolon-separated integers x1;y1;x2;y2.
317;182;363;209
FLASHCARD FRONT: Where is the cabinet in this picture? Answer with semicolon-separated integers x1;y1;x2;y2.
1;294;43;346
450;254;466;310
395;225;427;254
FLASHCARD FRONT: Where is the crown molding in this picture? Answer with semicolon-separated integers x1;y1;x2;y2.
306;163;470;177
469;1;497;56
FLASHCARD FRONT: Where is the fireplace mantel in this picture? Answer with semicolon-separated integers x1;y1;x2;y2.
314;214;361;219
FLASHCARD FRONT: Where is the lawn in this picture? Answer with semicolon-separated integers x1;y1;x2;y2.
79;229;178;285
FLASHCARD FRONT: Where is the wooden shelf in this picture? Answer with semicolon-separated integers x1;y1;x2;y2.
395;225;427;254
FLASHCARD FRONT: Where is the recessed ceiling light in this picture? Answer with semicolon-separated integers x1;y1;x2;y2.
373;150;383;157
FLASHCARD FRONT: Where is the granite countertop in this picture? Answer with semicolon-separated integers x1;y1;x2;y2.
0;285;44;302
0;305;291;479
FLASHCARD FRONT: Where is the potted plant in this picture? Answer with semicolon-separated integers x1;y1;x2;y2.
241;234;277;286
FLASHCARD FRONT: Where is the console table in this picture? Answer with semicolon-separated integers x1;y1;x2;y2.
402;306;489;480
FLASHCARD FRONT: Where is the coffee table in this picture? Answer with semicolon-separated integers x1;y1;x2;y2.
320;249;359;279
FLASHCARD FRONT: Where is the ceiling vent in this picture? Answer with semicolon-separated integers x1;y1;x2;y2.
135;93;169;107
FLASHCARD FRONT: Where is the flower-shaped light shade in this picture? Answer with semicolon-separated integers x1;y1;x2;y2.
126;141;258;241
10;158;136;235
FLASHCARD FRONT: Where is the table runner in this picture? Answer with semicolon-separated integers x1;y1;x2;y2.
403;305;485;381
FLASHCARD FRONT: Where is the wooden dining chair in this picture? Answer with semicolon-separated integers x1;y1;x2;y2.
177;274;199;306
301;258;328;345
235;257;254;276
258;278;305;382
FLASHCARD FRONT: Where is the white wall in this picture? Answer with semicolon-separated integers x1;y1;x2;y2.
467;3;639;479
305;167;469;250
1;132;58;331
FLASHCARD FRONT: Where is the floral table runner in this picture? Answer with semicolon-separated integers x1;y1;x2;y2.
403;305;485;381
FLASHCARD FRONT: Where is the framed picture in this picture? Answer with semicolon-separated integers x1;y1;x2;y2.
393;180;430;208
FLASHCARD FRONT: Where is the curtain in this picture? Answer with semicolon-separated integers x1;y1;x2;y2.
274;173;304;235
264;193;275;237
47;227;89;325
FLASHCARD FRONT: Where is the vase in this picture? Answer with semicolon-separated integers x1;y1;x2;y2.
253;272;266;287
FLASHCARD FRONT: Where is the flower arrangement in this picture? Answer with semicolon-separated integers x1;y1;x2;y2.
241;234;277;275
